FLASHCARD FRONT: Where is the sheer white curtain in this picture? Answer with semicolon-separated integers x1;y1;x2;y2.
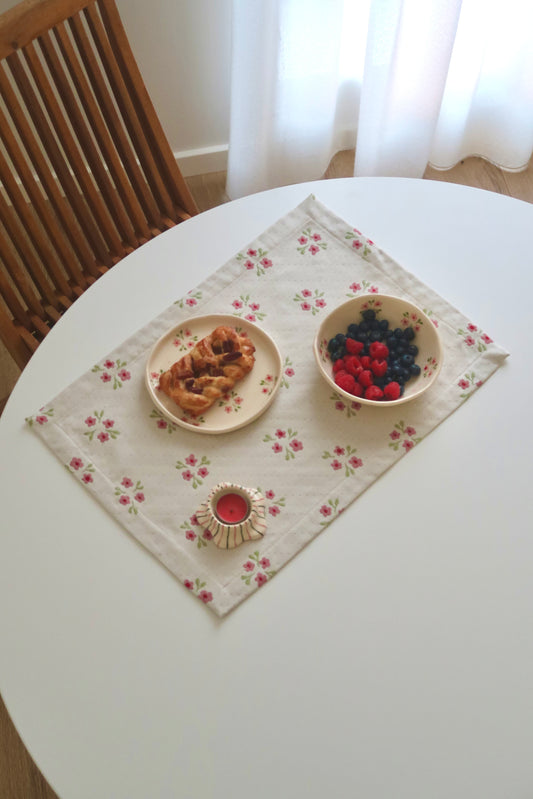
226;0;533;199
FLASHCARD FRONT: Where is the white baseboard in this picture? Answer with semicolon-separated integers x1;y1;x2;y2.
174;144;228;177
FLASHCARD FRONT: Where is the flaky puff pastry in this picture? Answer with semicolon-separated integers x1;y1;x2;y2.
158;326;256;416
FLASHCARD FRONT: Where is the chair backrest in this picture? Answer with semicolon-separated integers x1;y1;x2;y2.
0;0;198;369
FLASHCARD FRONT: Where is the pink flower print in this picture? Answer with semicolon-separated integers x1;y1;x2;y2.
349;456;363;469
36;415;48;425
298;235;308;245
81;473;93;484
232;300;243;309
234;396;243;405
476;380;483;387
268;505;280;516
367;239;374;245
265;374;273;383
405;426;416;437
85;416;96;427
467;323;478;332
224;405;232;414
190;514;199;526
247;248;257;257
320;504;332;517
244;260;254;270
157;419;167;429
100;372;112;383
102;419;114;429
70;457;83;470
285;367;294;377
302;289;312;298
402;439;414;451
335;400;345;411
185;454;198;467
182;470;193;481
465;335;476;347
272;442;283;453
202;530;213;541
255;573;268;587
275;429;286;438
249;302;260;311
290;439;303;452
309;244;320;255
134;492;145;503
369;285;379;293
315;298;326;308
334;446;345;456
185;297;197;307
458;379;470;390
260;558;271;569
432;319;439;327
184;579;194;590
331;459;343;471
97;431;109;443
352;240;362;249
197;467;209;479
390;430;401;440
122;477;133;488
349;282;361;292
243;560;255;572
185;530;196;541
260;257;272;268
481;333;493;344
245;313;256;322
119;494;130;505
301;302;311;311
118;368;131;381
312;233;321;242
104;360;115;369
199;590;213;604
265;489;275;500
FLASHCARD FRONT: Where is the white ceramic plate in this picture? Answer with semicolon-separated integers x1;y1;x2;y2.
145;314;282;434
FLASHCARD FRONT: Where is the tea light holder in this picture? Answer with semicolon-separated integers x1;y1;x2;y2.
195;482;267;550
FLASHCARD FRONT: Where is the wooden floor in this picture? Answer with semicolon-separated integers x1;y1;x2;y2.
1;150;533;799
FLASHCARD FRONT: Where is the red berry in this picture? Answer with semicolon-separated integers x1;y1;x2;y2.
360;355;371;369
350;381;363;397
370;358;388;377
358;369;373;388
383;381;401;400
333;358;345;373
345;338;364;355
369;341;389;359
335;372;356;393
365;385;384;401
344;355;362;376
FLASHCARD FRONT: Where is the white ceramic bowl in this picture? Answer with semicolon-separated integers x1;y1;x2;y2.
313;294;443;406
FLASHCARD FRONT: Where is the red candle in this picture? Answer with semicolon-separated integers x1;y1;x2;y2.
215;492;249;524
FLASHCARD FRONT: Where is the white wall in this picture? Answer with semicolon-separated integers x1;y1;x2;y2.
0;0;233;176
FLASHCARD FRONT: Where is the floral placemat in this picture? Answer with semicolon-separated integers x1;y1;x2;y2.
27;196;508;616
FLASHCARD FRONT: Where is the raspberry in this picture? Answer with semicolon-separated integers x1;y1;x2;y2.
358;369;373;388
365;385;384;401
333;358;345;373
383;381;401;400
345;338;364;355
369;341;389;359
360;355;371;369
343;355;362;376
370;358;387;377
335;372;356;393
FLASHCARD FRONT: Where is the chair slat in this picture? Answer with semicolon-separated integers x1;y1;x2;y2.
54;18;142;247
84;3;175;223
21;38;122;260
0;64;100;277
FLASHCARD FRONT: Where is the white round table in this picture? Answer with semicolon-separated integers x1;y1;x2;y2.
1;178;532;799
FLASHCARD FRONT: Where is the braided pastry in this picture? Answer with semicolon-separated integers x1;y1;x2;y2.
158;326;256;417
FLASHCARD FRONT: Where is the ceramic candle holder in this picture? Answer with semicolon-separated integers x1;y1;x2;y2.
195;483;267;550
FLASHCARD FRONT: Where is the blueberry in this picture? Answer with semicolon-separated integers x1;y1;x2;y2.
410;363;421;377
361;309;376;321
358;321;370;332
379;319;389;331
347;323;359;337
401;354;414;367
327;338;337;353
369;330;382;342
393;327;404;339
407;344;418;356
335;333;346;345
404;327;415;341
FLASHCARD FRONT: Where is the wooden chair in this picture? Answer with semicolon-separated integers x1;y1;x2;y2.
0;0;198;370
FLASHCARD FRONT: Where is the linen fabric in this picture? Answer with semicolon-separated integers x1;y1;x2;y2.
28;196;508;617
